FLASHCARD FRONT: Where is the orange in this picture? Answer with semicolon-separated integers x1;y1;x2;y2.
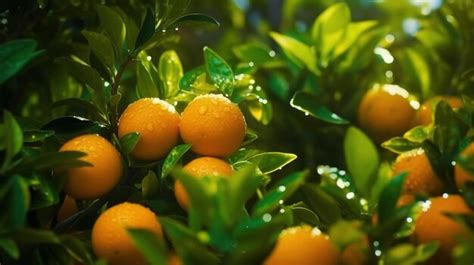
180;94;246;157
397;194;416;207
91;202;163;265
414;96;463;126
118;98;180;161
57;196;78;222
393;148;444;196
174;157;233;209
413;195;472;265
59;134;122;199
263;226;340;265
167;253;182;265
358;84;417;143
341;236;369;265
455;143;474;188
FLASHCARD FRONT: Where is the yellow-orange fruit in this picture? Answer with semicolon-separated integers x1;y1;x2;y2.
118;98;180;161
174;157;233;210
91;202;163;265
341;237;369;265
393;148;444;196
414;96;463;126
397;194;416;207
358;84;417;143
413;195;472;265
180;94;246;157
57;196;78;222
455;143;474;188
263;226;340;265
59;134;122;199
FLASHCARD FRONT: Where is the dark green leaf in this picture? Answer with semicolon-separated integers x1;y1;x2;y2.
203;46;234;96
227;164;262;222
95;5;126;52
137;61;159;97
82;31;115;71
433;101;469;157
128;228;167;265
179;66;205;91
51;98;106;122
119;132;140;155
168;13;220;27
290;91;349;124
42;116;109;140
29;173;60;209
55;58;104;96
4;176;29;231
29;151;91;171
142;171;159;198
300;184;341;227
135;8;156;50
0;39;44;84
344;126;379;197
233;42;276;66
161;144;191;179
253;170;308;216
377;173;407;224
14;228;61;244
242;131;258;146
23;130;54;143
246;152;297;174
290;205;320;226
159;50;183;98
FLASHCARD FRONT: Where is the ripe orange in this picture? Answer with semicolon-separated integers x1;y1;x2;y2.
413;195;472;265
397;194;416;207
358;84;417;143
455;143;474;188
414;96;463;126
393;148;444;196
341;236;369;265
174;157;233;210
57;196;78;222
91;202;163;265
180;94;246;157
118;98;180;161
59;134;122;200
263;226;340;265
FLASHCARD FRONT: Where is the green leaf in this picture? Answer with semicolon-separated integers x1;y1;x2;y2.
0;39;44;84
137;61;159;97
384;242;439;265
55;58;104;98
128;228;167;265
161;144;192;179
300;184;341;227
253;170;308;216
2;111;23;170
333;20;378;58
290;205;320;226
119;132;140;155
14;228;61;244
382;137;421;154
29;151;91;171
203;47;235;96
290;91;349;124
51;98;107;122
179;66;205;91
135;8;155;50
233;42;276;66
328;220;364;249
42;116;109;141
246;152;297;174
311;2;350;64
29;173;60;209
0;238;19;259
142;171;159;198
433;101;469;157
82;31;115;71
95;5;126;52
344;126;380;197
404;48;430;98
161;218;220;265
269;32;318;74
60;235;94;264
403;126;430;143
4;176;29;231
377;173;407;224
159;50;183;98
168;13;220;27
242;131;258;146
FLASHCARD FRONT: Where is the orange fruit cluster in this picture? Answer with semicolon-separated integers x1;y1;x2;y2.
413;96;463;126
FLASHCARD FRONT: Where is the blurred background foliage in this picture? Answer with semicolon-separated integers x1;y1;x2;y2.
1;0;474;264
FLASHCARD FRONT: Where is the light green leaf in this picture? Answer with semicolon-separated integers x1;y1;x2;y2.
2;111;23;170
311;2;350;64
95;5;126;52
382;137;421;154
161;144;191;179
128;228;167;265
82;31;115;71
333;20;378;58
270;32;318;74
405;48;430;98
159;50;183;98
247;152;297;174
0;238;19;259
290;91;349;124
344;126;379;197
